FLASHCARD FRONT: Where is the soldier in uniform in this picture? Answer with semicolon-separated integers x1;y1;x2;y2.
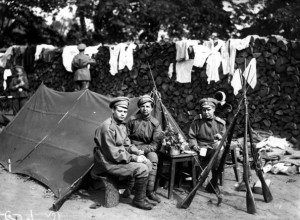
125;95;163;203
71;43;95;91
91;96;154;210
188;97;226;194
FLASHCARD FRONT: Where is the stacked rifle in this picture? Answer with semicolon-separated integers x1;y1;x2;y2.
179;73;273;214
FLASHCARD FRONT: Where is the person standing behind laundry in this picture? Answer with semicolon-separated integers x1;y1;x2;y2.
71;43;95;91
8;66;29;115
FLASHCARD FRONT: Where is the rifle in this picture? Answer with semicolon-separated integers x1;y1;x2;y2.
179;97;243;209
243;92;256;214
248;119;273;203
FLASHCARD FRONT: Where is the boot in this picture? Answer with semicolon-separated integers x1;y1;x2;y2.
146;167;161;203
205;170;220;194
132;177;153;210
147;191;161;203
122;177;135;198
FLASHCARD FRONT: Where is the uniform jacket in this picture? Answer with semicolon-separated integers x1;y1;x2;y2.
93;117;138;174
188;114;226;148
71;53;93;81
127;112;163;154
8;74;29;98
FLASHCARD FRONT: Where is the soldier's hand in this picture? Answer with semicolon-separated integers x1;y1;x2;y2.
214;133;222;141
136;155;148;163
193;145;201;152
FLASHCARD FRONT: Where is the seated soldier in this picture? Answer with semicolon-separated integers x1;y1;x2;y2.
125;95;163;203
188;97;226;194
90;96;154;210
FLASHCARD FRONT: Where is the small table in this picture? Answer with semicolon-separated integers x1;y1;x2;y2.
155;152;197;199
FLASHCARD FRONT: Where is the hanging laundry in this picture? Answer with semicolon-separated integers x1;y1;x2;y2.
168;63;174;78
24;45;36;73
35;44;56;61
175;40;199;61
85;43;102;58
243;58;257;89
0;46;15;68
175;60;194;83
194;40;224;84
119;43;136;71
3;69;12;90
109;44;122;75
231;68;242;95
229;36;252;76
13;46;27;67
221;40;230;75
62;45;79;72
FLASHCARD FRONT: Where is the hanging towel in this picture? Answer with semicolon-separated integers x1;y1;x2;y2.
85;43;102;58
0;46;15;68
243;58;257;89
231;68;242;95
229;36;252;76
193;45;212;68
62;45;79;72
3;69;12;90
176;40;199;61
168;63;174;78
109;44;122;75
206;52;222;84
176;60;194;83
221;40;230;75
119;43;136;71
35;44;56;61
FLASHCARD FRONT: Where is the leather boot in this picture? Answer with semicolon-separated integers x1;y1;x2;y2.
132;177;153;210
123;177;135;198
147;191;161;203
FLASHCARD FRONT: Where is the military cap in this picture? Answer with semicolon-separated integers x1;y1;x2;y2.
199;97;218;108
109;96;130;109
137;94;154;107
77;43;86;51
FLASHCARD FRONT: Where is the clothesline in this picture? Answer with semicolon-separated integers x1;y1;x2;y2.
0;37;261;94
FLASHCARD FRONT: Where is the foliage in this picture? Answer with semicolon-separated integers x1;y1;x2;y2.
161;126;189;152
229;0;300;40
0;0;67;47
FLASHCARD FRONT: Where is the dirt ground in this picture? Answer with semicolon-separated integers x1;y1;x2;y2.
0;163;299;220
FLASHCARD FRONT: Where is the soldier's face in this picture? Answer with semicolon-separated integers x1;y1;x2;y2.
139;102;153;117
202;106;215;119
112;106;128;122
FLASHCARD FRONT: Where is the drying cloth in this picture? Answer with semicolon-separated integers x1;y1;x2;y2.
193;45;212;68
35;44;56;61
175;60;194;83
119;43;136;71
243;58;257;89
62;45;79;72
0;46;15;68
175;40;198;61
109;44;122;75
229;36;252;75
85;44;102;58
168;63;174;78
221;40;230;75
3;69;12;90
231;68;242;95
194;40;224;84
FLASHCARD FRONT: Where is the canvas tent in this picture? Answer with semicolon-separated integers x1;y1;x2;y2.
0;83;184;210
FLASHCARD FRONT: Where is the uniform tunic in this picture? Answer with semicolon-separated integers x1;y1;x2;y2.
189;114;226;148
71;53;93;81
127;113;163;154
188;114;226;169
91;117;151;178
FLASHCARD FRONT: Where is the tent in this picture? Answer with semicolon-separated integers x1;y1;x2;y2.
0;83;184;210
